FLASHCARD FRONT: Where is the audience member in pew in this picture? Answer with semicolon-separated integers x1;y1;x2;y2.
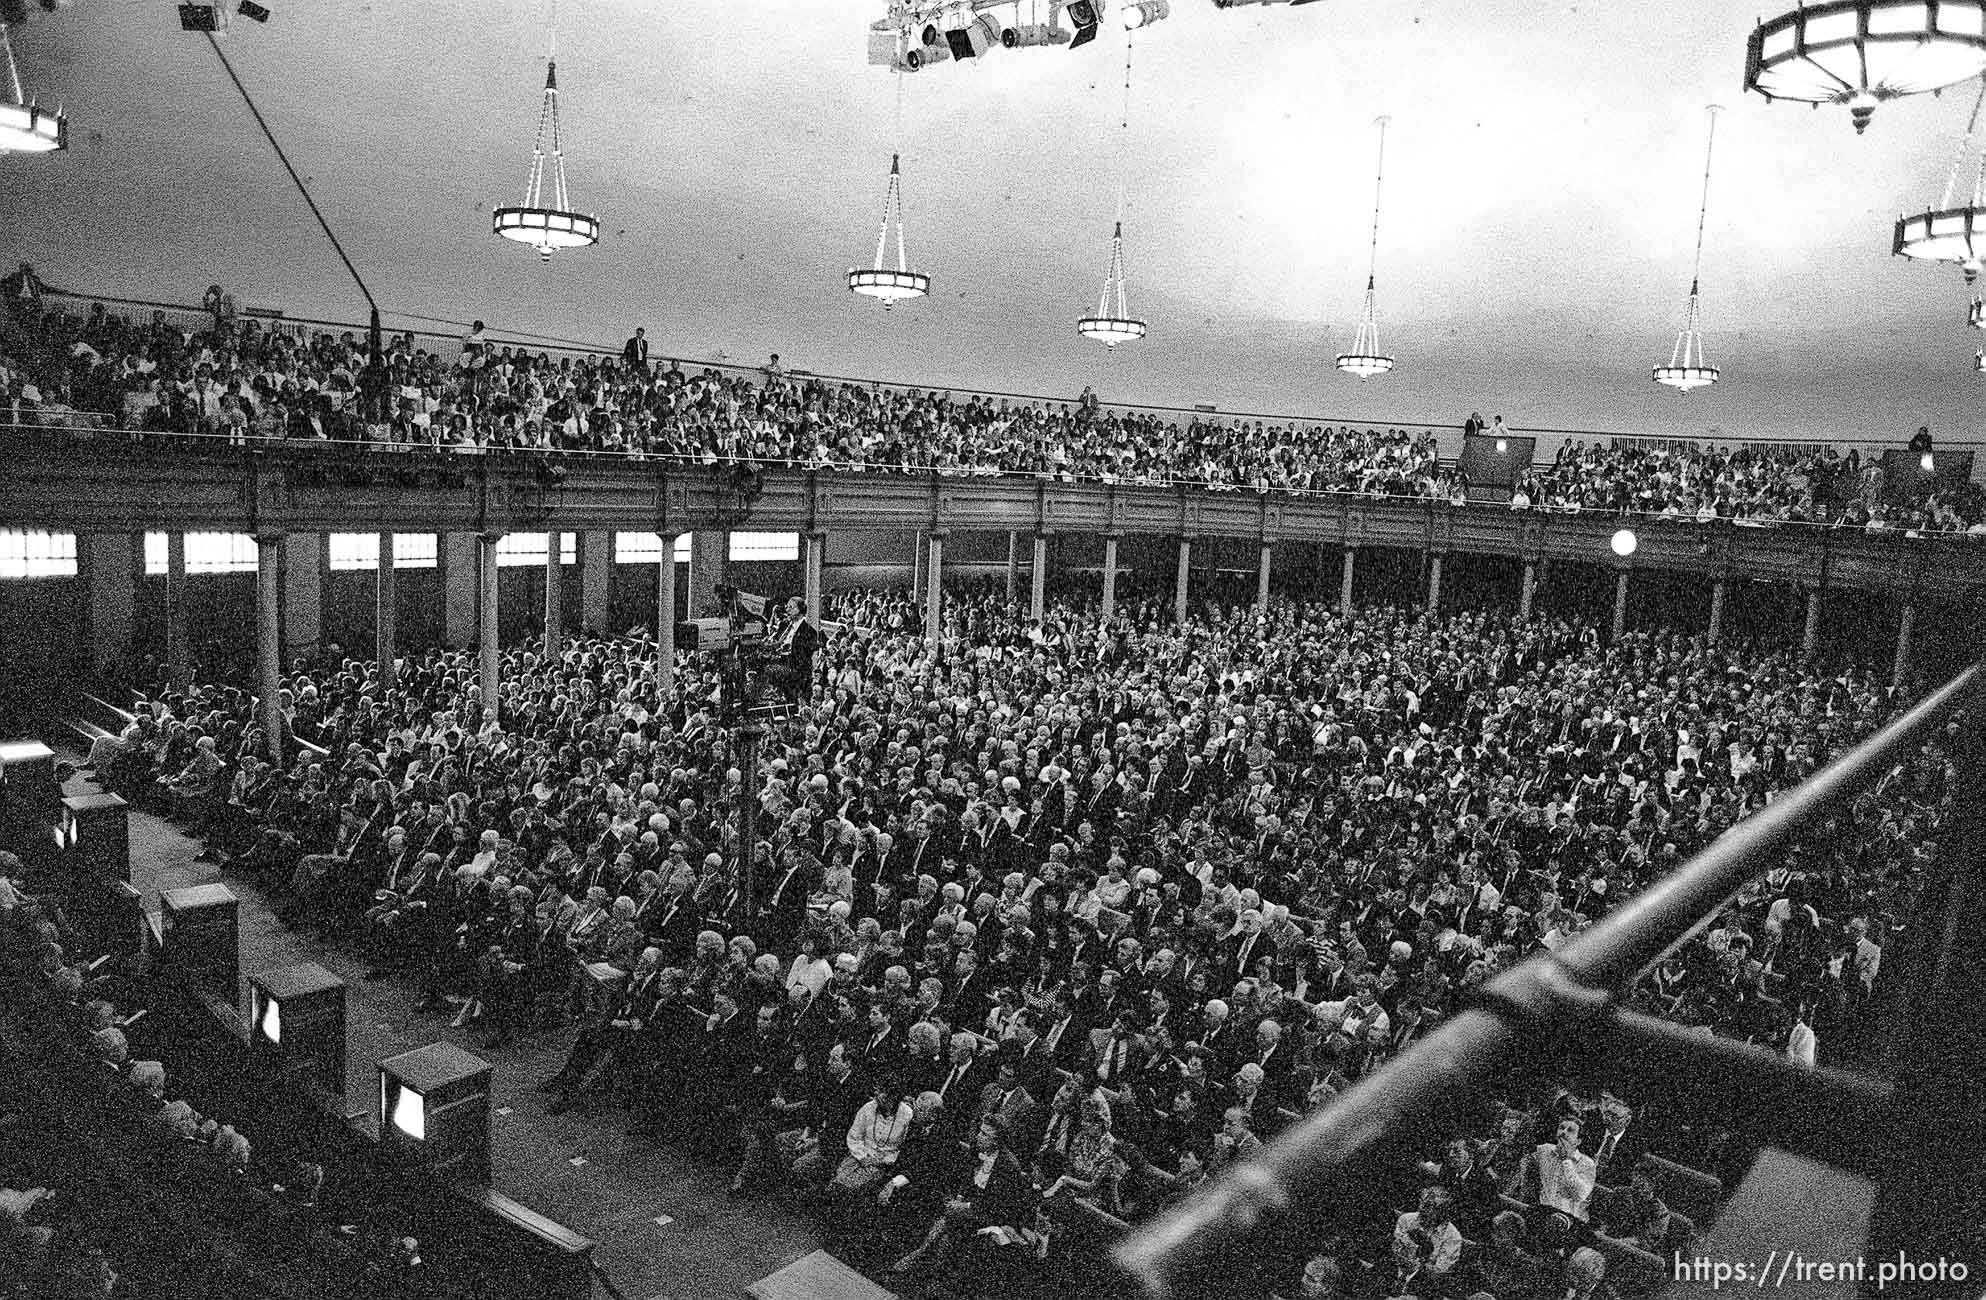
1521;1117;1597;1223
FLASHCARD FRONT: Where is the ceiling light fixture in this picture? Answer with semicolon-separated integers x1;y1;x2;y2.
1745;0;1986;134
1336;115;1394;379
849;59;930;309
1894;76;1986;281
1971;295;1985;325
0;23;65;154
492;16;598;264
1121;0;1169;30
1655;105;1723;393
1078;21;1147;347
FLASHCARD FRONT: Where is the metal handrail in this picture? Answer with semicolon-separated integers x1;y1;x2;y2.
1114;662;1986;1298
2;419;1981;541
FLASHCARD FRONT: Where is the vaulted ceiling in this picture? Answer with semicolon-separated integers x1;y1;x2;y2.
3;0;1983;444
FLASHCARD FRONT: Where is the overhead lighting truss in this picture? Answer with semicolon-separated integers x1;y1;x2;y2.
0;23;65;154
867;0;1166;71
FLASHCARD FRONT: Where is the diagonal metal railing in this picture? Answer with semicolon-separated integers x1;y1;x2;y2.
1115;662;1986;1300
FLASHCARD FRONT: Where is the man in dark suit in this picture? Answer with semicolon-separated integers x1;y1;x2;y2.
621;327;650;374
972;1053;1042;1154
889;1114;1034;1272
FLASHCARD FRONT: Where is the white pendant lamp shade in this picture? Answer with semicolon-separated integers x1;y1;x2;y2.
1336;116;1395;378
1654;107;1724;393
1746;0;1986;133
1078;221;1147;347
848;152;930;308
492;58;598;262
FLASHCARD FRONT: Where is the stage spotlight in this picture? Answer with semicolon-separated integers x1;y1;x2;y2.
1003;21;1071;46
1063;0;1101;48
237;0;270;20
945;11;1003;59
177;2;226;30
1122;0;1168;28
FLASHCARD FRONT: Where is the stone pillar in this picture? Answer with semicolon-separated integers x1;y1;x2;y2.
1612;570;1630;640
542;533;563;659
1802;587;1823;664
1256;542;1273;615
1427;553;1443;612
1519;560;1536;621
441;533;477;649
1708;578;1727;647
256;531;284;765
580;530;611;635
803;531;825;623
165;531;191;690
688;529;725;618
1894;602;1915;687
280;532;321;665
1006;531;1019;604
1101;534;1120;619
924;534;945;642
1339;547;1356;618
1174;537;1192;624
84;533;136;680
375;532;397;692
656;533;678;699
479;533;501;723
1029;533;1048;622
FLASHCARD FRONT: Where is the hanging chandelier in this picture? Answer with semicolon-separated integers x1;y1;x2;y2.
1894;76;1986;280
1745;0;1986;134
0;24;65;154
1077;22;1146;347
492;21;598;264
1654;106;1723;393
849;58;930;309
1336;116;1394;379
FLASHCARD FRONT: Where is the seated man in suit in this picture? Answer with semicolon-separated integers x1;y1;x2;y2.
890;1114;1035;1274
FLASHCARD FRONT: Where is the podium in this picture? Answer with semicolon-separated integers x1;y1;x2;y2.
378;1043;492;1183
60;793;131;883
159;884;240;1000
249;962;348;1096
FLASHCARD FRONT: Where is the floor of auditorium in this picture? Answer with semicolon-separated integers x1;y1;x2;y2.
68;763;876;1300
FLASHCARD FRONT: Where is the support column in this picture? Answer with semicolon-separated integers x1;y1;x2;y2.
1427;553;1443;612
1006;531;1019;604
1029;533;1048;622
1339;547;1356;618
580;530;611;635
84;533;136;681
924;534;945;642
1101;534;1120;619
1802;587;1823;664
256;531;284;766
802;531;824;624
688;529;725;618
374;532;397;692
1174;537;1192;624
165;531;191;690
911;531;926;603
478;533;501;723
441;533;477;649
1708;578;1727;647
1256;542;1273;616
1519;560;1536;621
543;533;563;659
280;533;321;665
1612;569;1630;640
656;533;678;699
1894;602;1915;687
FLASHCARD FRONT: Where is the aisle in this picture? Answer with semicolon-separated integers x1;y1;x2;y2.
78;766;826;1300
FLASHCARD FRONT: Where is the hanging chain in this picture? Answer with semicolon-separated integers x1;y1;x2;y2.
1688;105;1720;291
1365;116;1389;288
1941;75;1986;210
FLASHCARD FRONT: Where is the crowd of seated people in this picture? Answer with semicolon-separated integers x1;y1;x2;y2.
1513;439;1986;537
0;853;440;1300
9;285;1982;531
86;574;1944;1298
